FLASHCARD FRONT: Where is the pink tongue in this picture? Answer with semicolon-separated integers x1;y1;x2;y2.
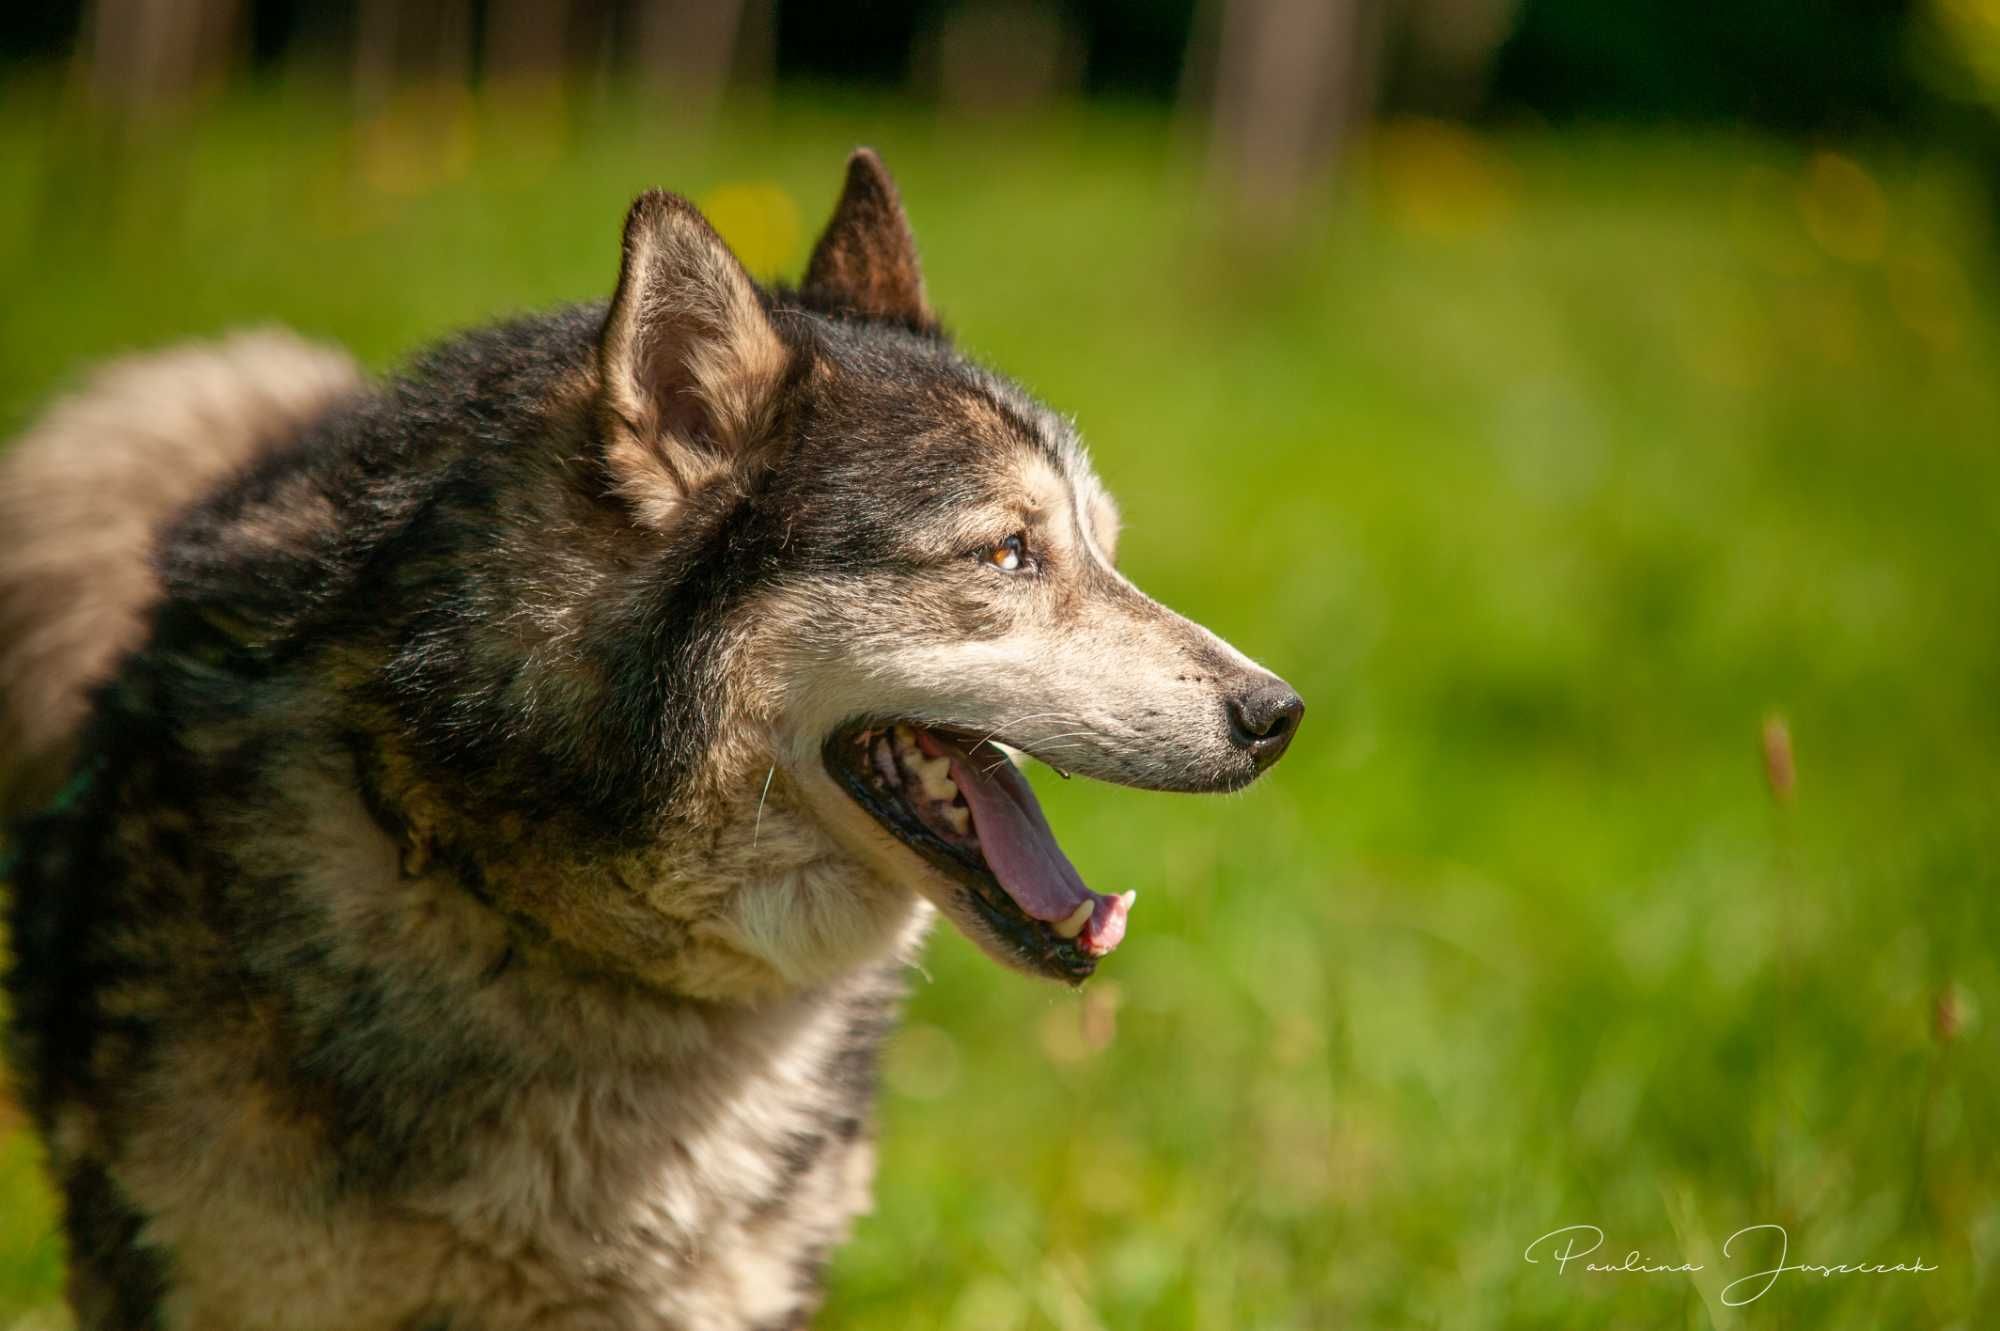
918;732;1130;956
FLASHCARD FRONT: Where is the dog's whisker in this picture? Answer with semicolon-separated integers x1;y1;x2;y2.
974;712;1078;748
974;734;1098;768
1020;730;1101;747
751;765;776;847
974;738;1090;777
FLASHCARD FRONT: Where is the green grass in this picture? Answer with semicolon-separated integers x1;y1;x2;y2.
2;84;1997;1328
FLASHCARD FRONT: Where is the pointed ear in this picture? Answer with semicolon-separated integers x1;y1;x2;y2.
802;148;933;330
599;190;790;526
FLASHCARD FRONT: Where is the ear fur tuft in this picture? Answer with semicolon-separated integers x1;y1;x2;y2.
599;190;790;528
801;149;933;331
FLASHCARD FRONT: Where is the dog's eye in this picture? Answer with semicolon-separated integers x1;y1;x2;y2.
983;533;1030;573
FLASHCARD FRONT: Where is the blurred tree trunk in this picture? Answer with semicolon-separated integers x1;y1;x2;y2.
1201;0;1384;224
485;0;574;89
352;0;474;194
354;0;471;115
51;0;244;237
81;0;243;129
1401;0;1521;115
482;0;579;162
922;0;1083;112
632;0;760;117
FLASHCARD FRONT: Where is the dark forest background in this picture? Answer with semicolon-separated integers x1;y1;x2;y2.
2;1;1993;138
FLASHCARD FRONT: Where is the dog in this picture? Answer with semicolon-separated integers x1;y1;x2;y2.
0;150;1302;1329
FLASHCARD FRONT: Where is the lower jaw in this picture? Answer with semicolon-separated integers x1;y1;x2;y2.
882;818;1099;984
952;876;1099;983
822;731;1100;984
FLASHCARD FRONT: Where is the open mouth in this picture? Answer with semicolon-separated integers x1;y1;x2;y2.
825;722;1134;982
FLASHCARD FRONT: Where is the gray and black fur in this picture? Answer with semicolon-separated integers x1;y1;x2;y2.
0;151;1301;1328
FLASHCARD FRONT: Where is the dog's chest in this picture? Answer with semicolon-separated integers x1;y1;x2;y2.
415;1031;882;1328
139;968;897;1331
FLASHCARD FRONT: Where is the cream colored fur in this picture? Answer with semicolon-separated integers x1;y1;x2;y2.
0;329;360;816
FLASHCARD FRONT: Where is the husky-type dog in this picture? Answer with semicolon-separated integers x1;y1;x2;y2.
0;151;1302;1329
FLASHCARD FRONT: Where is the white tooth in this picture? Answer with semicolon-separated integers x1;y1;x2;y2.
942;804;970;835
871;739;900;787
1053;900;1095;940
1119;890;1137;910
912;754;957;802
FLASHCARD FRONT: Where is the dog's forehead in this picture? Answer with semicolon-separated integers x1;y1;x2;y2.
970;375;1114;534
957;370;1082;471
802;326;1098;500
936;381;1112;553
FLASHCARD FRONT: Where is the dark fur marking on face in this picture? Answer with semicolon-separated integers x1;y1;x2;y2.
974;386;1066;474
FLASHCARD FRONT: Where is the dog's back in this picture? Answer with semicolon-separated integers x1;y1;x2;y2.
0;331;361;817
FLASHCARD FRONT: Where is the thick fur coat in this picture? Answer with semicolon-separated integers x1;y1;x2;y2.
0;152;1300;1329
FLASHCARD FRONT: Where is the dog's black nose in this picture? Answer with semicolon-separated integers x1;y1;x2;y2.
1227;681;1304;767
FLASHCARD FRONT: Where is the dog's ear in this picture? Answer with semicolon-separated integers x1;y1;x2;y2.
802;148;933;330
600;190;790;527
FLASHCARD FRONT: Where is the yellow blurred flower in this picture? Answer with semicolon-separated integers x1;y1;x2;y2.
697;181;802;281
1367;117;1517;238
1797;151;1887;264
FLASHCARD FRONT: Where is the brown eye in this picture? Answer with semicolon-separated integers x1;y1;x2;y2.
984;533;1028;572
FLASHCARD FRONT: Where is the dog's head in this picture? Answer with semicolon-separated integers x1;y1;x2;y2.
562;151;1301;990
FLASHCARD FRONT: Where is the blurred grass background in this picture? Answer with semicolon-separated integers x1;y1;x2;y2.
2;36;1999;1331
